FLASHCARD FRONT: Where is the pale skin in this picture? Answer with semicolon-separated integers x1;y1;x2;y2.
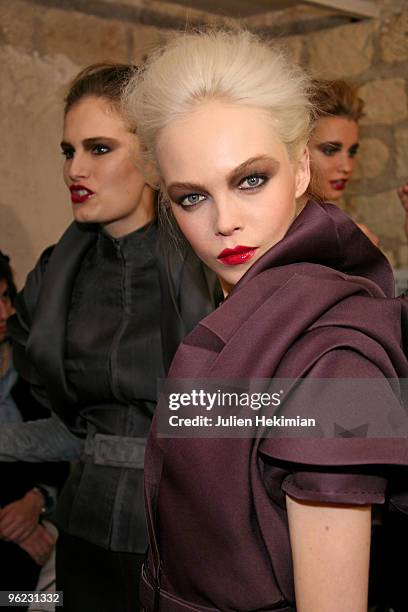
287;498;371;612
309;116;379;247
62;95;155;238
309;116;359;203
156;100;372;610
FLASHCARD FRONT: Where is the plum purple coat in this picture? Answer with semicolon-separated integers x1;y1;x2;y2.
141;201;408;611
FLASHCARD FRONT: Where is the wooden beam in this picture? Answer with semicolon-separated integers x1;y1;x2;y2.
302;0;379;19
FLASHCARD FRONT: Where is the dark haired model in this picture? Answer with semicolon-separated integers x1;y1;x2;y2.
0;65;215;611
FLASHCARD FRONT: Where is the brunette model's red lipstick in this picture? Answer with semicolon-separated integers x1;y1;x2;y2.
69;184;95;204
330;179;347;191
217;245;258;266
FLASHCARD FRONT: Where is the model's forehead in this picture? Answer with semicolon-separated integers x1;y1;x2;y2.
63;96;127;138
312;116;358;142
157;101;287;179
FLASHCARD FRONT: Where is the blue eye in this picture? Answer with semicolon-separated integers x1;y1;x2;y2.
178;194;206;208
238;174;267;189
320;145;340;156
92;144;110;155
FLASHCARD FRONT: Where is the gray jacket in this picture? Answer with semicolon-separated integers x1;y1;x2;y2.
4;221;216;552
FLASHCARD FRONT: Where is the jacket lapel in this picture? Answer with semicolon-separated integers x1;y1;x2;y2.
27;223;96;411
156;240;217;373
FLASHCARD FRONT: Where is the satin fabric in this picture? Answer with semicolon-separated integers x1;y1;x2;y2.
143;201;408;610
8;221;216;552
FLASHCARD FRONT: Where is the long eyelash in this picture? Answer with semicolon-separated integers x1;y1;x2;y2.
176;196;202;208
238;173;268;189
245;173;266;180
91;144;110;154
318;144;341;154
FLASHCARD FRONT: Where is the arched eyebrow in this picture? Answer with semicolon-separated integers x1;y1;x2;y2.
60;141;73;150
317;141;342;148
60;137;119;149
227;156;280;185
167;155;280;195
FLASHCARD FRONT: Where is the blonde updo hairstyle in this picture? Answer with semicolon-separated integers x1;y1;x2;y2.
123;29;315;235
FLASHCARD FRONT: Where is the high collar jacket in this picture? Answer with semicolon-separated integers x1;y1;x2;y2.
7;221;217;552
142;201;408;611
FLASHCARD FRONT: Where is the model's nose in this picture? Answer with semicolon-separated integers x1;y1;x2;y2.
338;153;353;175
214;197;243;237
67;152;90;181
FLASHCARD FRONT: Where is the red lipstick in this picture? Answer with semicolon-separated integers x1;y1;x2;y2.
217;245;257;266
330;179;347;191
69;184;95;204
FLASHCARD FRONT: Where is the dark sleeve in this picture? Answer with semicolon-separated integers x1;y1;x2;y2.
259;349;408;506
7;246;54;397
11;376;50;421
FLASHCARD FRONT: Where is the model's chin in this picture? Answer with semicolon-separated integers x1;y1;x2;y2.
217;261;254;292
71;203;99;224
324;187;343;202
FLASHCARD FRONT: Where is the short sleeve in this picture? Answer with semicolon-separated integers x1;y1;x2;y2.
259;348;408;506
281;468;387;505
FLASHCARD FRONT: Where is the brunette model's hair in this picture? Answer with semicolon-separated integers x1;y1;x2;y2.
0;251;17;304
311;79;364;122
123;29;315;171
64;63;137;116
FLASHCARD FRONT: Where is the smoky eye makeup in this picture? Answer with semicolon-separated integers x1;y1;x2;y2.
168;156;279;207
348;143;360;158
237;172;269;190
60;143;74;159
317;142;342;156
89;143;112;155
167;184;209;209
228;156;280;187
176;193;207;208
84;137;119;155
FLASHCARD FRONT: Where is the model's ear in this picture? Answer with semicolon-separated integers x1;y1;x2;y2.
295;146;310;199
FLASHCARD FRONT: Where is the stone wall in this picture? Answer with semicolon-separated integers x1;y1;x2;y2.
0;0;166;287
0;0;407;285
296;11;408;269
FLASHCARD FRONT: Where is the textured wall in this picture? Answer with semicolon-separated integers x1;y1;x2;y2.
0;0;407;286
275;9;408;269
0;0;166;287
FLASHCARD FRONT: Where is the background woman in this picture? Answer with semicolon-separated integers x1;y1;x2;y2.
125;30;408;611
1;64;215;611
309;79;380;246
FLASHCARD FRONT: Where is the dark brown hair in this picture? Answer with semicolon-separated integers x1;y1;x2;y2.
64;63;137;116
311;79;364;122
0;251;17;304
